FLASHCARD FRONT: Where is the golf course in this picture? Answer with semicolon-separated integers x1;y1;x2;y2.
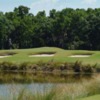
0;47;99;64
0;47;100;100
0;2;100;99
0;47;99;73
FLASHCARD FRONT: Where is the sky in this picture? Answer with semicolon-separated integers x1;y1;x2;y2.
0;0;100;15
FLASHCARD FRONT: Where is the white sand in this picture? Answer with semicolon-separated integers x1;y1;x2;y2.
0;55;11;58
69;55;90;58
29;54;54;57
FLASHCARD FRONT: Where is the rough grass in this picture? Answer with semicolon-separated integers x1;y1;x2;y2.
0;61;97;73
0;47;100;65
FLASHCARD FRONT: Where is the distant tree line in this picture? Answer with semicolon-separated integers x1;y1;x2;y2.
0;5;100;50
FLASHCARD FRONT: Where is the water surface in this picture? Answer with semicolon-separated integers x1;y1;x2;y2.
0;72;96;100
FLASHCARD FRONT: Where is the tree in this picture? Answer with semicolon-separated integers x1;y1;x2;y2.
14;5;30;19
0;12;14;49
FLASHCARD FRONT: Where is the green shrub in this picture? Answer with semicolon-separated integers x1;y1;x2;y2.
73;61;83;72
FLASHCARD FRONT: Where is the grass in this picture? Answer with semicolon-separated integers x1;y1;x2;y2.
0;61;97;73
0;47;99;65
79;95;100;100
0;47;100;73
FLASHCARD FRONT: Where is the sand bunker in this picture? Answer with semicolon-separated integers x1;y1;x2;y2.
0;52;16;58
29;54;54;57
69;55;90;58
0;55;11;58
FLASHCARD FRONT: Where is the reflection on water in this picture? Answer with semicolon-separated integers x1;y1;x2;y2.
0;72;93;83
0;72;96;100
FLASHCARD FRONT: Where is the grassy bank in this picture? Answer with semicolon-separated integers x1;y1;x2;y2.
0;61;98;73
0;47;100;73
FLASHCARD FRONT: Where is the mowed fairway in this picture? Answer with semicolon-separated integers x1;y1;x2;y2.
79;95;100;100
0;47;100;65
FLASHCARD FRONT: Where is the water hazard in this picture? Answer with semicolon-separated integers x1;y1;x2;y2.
0;72;97;100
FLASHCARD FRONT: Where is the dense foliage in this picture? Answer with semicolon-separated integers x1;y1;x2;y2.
0;5;100;50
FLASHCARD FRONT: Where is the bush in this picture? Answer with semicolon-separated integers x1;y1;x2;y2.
0;61;98;73
73;61;83;72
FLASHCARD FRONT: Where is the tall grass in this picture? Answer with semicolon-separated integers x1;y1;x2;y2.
0;61;98;73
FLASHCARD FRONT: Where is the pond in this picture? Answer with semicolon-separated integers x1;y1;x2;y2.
0;72;99;100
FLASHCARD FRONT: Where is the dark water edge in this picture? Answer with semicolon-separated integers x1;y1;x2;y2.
0;71;94;84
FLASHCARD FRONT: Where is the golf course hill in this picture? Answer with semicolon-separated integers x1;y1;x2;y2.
0;47;100;73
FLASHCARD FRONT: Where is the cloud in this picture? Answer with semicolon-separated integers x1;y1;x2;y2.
82;0;97;4
30;0;67;15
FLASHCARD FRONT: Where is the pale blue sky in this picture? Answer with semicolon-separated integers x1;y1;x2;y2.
0;0;100;15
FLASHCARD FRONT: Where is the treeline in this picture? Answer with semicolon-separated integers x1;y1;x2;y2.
0;5;100;50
